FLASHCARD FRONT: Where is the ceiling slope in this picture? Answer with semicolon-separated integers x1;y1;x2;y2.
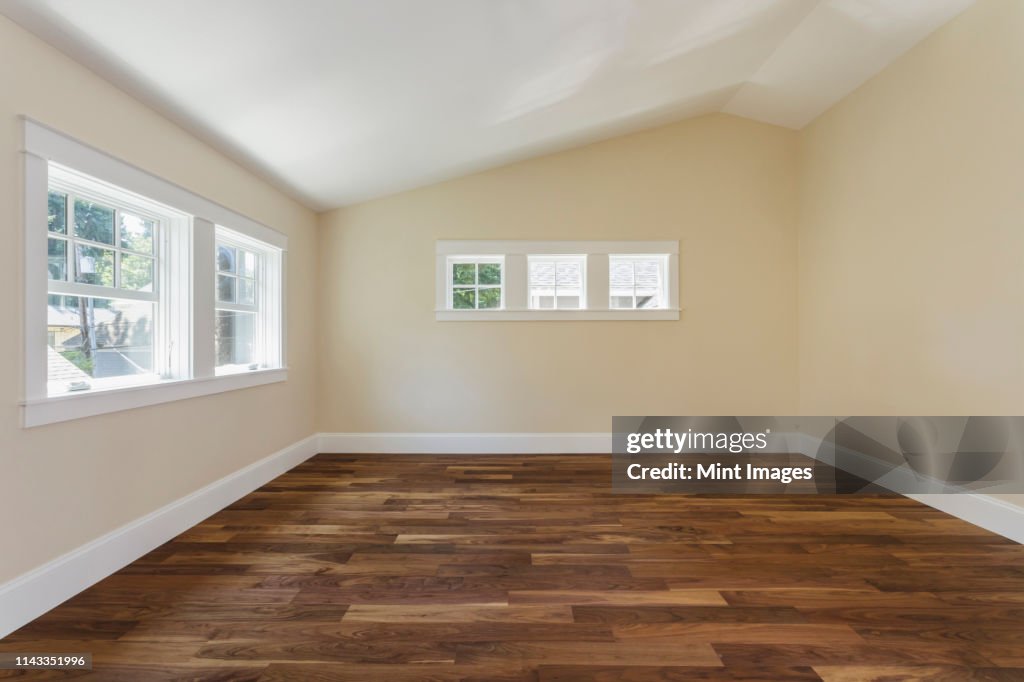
0;0;974;209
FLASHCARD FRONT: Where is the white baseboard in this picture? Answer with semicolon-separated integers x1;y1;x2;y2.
793;431;1024;545
908;493;1024;544
0;433;319;639
318;432;612;454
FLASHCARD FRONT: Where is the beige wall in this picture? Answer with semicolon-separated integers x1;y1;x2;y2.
0;16;318;583
797;0;1024;506
318;113;799;433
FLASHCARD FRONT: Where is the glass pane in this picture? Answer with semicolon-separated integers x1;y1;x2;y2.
556;295;581;309
610;295;634;309
556;260;583;287
215;310;256;368
636;293;660;309
48;191;67;234
479;263;501;285
452;263;475;285
217;245;236;273
239;250;257;277
478;287;501;309
238;277;255;305
609;259;635;289
634;260;661;290
452;288;475;309
120;213;155;254
121;253;155;292
531;293;555;309
217;274;236;303
529;260;556;287
47;296;154;391
48;238;67;281
75;245;115;287
73;199;115;245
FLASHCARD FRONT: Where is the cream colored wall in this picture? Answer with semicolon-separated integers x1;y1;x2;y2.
317;113;799;433
0;16;318;584
797;0;1024;507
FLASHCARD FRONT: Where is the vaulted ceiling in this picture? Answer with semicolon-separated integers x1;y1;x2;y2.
1;0;973;210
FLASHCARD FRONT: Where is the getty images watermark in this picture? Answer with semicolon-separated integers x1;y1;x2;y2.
612;416;1024;495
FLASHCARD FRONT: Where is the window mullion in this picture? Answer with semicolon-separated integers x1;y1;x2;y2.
193;218;216;379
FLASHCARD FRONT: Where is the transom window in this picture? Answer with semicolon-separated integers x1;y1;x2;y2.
528;255;585;309
609;255;668;309
448;256;504;310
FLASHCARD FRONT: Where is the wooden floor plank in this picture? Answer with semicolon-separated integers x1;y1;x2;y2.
1;453;1021;680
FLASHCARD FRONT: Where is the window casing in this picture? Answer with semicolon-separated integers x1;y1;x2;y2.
23;119;288;427
528;255;586;310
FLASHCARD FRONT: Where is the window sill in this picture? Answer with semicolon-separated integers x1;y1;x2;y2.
434;308;681;321
22;367;287;428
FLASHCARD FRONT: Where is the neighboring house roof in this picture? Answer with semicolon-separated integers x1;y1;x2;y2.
47;345;90;384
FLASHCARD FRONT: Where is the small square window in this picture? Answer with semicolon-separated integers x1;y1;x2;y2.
447;257;504;310
609;255;668;309
528;255;585;310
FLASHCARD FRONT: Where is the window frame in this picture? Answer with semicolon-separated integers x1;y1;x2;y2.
527;254;587;310
446;255;505;311
22;118;288;428
435;240;679;321
214;228;284;376
608;253;671;310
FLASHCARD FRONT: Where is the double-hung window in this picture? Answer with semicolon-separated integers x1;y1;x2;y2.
24;120;287;427
44;166;187;395
215;230;283;374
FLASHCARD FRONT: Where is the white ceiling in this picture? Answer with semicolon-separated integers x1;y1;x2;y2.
1;0;973;210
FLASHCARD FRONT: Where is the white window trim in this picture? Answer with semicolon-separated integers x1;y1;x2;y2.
22;118;288;428
435;240;680;321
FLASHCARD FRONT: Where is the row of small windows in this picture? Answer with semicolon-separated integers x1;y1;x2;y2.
446;254;668;311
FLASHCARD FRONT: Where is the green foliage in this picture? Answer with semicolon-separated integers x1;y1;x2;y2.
453;263;475;285
453;289;475;309
479;263;501;285
60;349;94;375
478;287;501;308
47;191;67;233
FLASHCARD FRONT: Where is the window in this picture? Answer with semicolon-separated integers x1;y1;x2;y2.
215;230;283;374
435;240;678;321
24;120;288;427
44;170;178;396
528;255;585;309
609;255;669;309
448;256;504;309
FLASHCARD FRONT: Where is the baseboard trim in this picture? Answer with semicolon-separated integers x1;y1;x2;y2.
0;433;319;639
907;493;1024;544
318;432;612;454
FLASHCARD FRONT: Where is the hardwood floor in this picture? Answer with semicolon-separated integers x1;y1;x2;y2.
3;453;1024;681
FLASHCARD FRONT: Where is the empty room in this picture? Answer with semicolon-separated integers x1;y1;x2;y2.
2;0;1024;680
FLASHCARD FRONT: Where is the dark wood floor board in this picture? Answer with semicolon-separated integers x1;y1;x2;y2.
1;453;1021;680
